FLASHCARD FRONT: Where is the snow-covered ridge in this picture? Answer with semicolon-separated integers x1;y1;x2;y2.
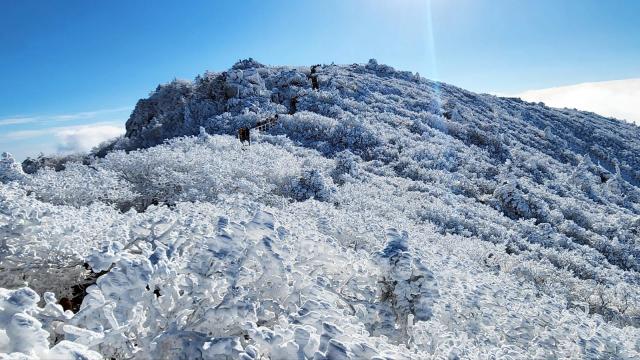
1;59;639;358
114;59;640;183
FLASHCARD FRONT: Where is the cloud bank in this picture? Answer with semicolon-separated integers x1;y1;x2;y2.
54;124;124;154
0;122;124;158
0;106;130;160
514;78;640;125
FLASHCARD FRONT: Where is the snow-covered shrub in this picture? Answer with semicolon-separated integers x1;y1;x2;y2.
374;228;438;337
0;153;24;183
274;111;381;158
24;134;310;211
0;183;131;298
493;179;548;222
331;150;360;184
570;154;604;200
285;169;335;202
25;163;136;208
0;287;101;359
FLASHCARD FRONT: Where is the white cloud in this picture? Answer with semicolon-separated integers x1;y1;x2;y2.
0;106;131;160
1;122;124;155
0;106;131;127
512;78;640;125
54;124;124;154
0;117;38;126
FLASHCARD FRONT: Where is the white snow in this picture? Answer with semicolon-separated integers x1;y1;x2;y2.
1;59;639;359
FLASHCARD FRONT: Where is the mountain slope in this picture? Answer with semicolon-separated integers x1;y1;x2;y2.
120;58;640;183
1;59;639;359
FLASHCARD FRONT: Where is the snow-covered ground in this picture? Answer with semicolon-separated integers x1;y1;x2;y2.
1;59;639;359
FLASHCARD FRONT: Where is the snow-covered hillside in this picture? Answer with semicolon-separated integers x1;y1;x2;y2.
1;59;639;359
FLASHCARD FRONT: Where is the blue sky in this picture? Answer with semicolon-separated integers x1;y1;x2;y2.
1;0;639;160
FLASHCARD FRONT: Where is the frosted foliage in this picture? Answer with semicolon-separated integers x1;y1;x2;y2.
375;229;438;335
332;151;360;179
0;153;24;184
286;169;335;202
0;288;101;359
24;163;136;208
25;135;323;211
2;200;638;358
2;59;640;358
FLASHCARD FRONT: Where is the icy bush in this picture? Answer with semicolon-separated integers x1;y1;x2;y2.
285;169;335;202
493;178;548;222
24;134;335;211
2;203;638;358
0;153;24;183
124;79;195;148
375;228;438;338
331;150;361;184
271;112;381;158
0;287;101;359
25;163;136;208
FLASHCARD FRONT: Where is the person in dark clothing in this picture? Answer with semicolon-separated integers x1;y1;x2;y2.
310;65;320;90
238;127;251;146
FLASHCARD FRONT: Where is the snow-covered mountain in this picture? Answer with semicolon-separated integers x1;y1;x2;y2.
1;59;639;359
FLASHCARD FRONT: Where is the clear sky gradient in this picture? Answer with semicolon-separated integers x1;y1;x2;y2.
1;0;639;159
